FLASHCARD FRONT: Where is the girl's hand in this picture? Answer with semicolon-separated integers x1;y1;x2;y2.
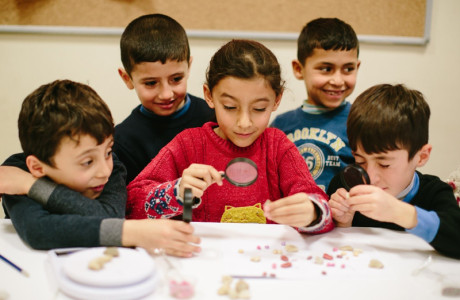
329;188;354;227
263;193;316;227
122;219;201;258
179;164;223;198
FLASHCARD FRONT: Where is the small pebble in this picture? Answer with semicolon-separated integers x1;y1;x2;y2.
280;262;292;268
339;245;353;251
250;256;261;262
323;253;333;260
285;244;298;252
280;255;289;261
369;259;384;269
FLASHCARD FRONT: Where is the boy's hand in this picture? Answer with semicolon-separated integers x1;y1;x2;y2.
329;188;354;227
348;185;417;228
263;193;316;227
122;219;201;258
0;166;37;195
180;163;223;199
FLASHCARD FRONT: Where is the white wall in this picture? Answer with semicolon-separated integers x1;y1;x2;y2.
0;0;459;186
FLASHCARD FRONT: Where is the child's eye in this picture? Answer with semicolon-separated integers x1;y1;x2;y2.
344;67;355;73
106;150;113;159
320;66;332;72
172;76;184;83
223;105;236;110
145;81;157;87
379;164;390;168
81;160;93;167
254;108;267;112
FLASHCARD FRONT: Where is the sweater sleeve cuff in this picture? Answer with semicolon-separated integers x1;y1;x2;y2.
298;194;330;233
174;178;201;208
406;206;440;243
99;218;124;246
27;177;57;206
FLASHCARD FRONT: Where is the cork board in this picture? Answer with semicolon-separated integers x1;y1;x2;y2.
0;0;431;44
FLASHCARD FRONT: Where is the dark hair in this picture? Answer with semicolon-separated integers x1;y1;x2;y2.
18;80;114;166
297;18;359;65
205;39;284;96
120;14;190;76
347;84;430;160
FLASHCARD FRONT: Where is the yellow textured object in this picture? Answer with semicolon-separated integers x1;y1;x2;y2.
220;203;266;224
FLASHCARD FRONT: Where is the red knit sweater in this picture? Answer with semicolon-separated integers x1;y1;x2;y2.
127;122;333;233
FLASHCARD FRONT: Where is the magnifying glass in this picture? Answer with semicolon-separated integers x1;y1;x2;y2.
183;188;194;223
222;157;258;187
182;157;258;223
339;163;370;191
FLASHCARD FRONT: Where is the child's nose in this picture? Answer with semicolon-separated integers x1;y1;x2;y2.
159;84;174;100
97;160;112;179
237;112;252;128
366;166;379;185
330;71;345;86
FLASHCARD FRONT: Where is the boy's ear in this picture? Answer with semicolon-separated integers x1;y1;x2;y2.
118;68;134;90
292;59;304;80
25;155;47;178
415;144;432;167
203;84;215;109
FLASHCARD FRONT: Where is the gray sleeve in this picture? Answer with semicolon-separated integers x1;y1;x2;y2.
99;218;124;246
42;154;127;218
27;177;57;206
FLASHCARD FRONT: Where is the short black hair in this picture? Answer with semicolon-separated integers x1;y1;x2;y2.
347;84;430;160
297;18;359;65
18;80;114;166
120;14;190;76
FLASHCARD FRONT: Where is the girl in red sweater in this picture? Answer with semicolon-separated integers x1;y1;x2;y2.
127;39;334;234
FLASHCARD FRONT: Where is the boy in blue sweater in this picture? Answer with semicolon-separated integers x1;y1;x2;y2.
114;14;215;183
1;80;200;257
271;18;360;191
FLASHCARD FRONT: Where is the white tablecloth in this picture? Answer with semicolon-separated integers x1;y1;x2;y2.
1;219;459;300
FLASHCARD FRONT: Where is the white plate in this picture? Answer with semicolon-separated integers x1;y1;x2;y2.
62;247;155;287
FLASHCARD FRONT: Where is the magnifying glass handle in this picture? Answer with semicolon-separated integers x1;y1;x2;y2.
183;188;193;223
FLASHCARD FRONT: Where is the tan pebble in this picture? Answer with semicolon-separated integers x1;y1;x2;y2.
217;285;230;295
314;256;324;265
235;279;249;292
238;289;251;299
222;275;233;284
88;258;104;270
229;289;239;299
339;245;353;251
238;249;244;254
285;244;298;252
250;256;261;262
97;254;113;263
369;259;384;269
353;248;363;256
104;247;119;257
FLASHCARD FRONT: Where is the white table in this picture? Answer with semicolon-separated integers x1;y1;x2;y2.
1;219;459;300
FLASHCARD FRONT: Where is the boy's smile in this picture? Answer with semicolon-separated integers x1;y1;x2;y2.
203;76;281;148
119;59;191;116
41;134;114;199
293;48;360;109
